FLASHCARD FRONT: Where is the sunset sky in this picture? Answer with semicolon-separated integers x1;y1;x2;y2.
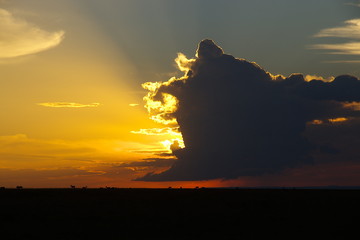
1;0;360;188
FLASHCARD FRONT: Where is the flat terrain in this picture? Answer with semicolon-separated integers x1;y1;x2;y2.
0;188;359;239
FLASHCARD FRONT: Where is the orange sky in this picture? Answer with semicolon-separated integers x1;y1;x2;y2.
1;0;359;188
0;1;182;188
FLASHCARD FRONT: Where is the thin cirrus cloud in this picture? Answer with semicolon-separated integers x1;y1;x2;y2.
311;18;360;57
324;60;360;63
38;102;101;108
311;42;360;55
346;1;360;7
314;19;360;39
0;8;65;59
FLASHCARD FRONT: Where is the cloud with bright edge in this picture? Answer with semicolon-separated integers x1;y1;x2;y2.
131;127;181;136
137;39;360;182
0;8;65;59
38;102;100;108
131;127;185;150
312;18;360;56
304;75;334;82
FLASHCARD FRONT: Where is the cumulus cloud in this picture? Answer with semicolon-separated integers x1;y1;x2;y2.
38;102;100;108
137;39;360;182
312;19;360;56
0;8;65;59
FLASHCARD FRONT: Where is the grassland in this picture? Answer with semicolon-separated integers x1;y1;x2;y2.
0;188;358;239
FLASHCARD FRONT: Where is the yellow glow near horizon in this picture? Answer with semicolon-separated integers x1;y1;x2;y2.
0;0;180;189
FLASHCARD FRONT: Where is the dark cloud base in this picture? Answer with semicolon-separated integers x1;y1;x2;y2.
137;39;360;182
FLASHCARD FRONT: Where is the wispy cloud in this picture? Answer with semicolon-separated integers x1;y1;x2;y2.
310;42;360;55
346;1;360;7
311;18;360;60
314;19;360;40
0;8;65;59
323;60;360;63
38;102;101;108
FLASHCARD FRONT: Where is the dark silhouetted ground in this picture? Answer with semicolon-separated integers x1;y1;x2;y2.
0;188;358;239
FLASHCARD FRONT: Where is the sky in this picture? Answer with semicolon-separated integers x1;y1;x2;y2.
1;0;360;188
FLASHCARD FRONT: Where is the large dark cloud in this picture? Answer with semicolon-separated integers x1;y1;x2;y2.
137;39;360;181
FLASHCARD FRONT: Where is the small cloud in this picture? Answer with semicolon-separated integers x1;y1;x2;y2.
328;117;348;123
131;127;181;136
309;118;349;125
38;102;100;108
0;8;65;59
129;103;139;107
310;42;360;55
309;119;324;125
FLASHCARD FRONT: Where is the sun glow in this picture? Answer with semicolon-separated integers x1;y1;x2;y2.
160;138;185;151
139;54;195;152
160;140;173;150
142;83;179;125
141;53;195;126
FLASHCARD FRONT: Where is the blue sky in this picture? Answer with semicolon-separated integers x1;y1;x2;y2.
3;0;359;82
80;0;360;80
